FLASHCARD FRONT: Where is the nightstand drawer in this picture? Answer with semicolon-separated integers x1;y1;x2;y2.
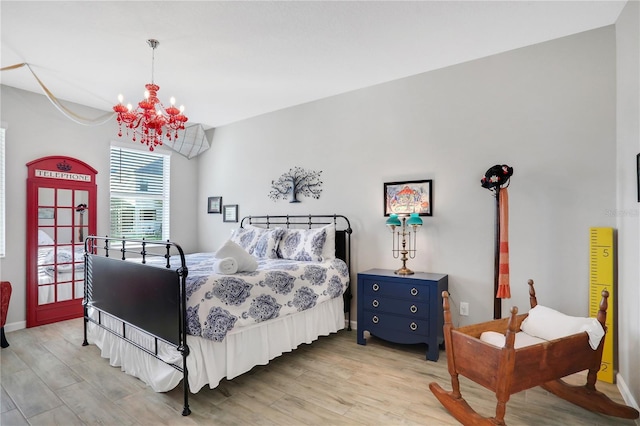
361;311;429;336
361;278;429;301
362;294;429;317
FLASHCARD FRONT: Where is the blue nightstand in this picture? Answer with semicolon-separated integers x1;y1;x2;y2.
357;269;448;361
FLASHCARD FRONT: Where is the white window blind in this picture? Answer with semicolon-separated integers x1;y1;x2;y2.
0;128;5;257
110;146;170;240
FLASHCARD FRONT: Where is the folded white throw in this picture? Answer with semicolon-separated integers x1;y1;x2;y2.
214;239;258;272
520;305;605;350
213;257;238;275
480;331;547;349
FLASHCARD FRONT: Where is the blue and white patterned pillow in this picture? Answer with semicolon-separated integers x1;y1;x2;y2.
253;228;285;259
277;225;330;262
230;225;284;259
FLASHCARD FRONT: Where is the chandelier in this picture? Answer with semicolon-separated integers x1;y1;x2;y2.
113;39;188;151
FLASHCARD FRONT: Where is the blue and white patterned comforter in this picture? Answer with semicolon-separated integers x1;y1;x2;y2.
179;253;350;342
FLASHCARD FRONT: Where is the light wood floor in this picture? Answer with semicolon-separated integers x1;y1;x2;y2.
1;318;637;425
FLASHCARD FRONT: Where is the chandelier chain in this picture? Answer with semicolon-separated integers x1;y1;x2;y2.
148;39;158;84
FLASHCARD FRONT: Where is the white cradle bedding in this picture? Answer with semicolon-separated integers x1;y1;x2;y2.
87;295;345;392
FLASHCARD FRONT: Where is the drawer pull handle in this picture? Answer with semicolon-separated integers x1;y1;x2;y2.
372;283;380;291
410;322;418;331
372;315;379;324
410;287;418;296
410;305;418;313
372;299;379;308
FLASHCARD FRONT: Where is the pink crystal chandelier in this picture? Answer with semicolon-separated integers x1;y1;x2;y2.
113;39;188;151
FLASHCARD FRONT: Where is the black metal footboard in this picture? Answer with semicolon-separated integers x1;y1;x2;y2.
82;237;191;416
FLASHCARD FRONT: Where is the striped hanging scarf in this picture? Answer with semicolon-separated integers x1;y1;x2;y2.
496;187;511;299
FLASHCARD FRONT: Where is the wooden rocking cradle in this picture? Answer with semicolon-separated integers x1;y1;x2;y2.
429;279;639;425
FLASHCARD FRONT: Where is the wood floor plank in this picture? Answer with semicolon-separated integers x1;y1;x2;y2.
10;341;83;390
55;381;138;425
226;373;286;406
256;367;355;416
27;405;85;425
0;345;29;376
1;369;63;418
1;381;17;413
344;401;423;426
114;390;199;425
270;394;358;425
70;357;147;401
0;408;29;426
216;393;283;425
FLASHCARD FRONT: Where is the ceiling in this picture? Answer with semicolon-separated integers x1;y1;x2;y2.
1;1;627;129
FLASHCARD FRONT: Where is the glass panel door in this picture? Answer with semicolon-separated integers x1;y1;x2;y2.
36;188;88;305
27;156;97;327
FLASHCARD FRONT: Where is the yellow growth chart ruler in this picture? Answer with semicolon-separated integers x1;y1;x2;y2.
589;227;615;383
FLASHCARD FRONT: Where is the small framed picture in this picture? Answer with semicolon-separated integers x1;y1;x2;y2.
208;196;222;214
223;204;238;223
384;179;432;216
637;153;640;202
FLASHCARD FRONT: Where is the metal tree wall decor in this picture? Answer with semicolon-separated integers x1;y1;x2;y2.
269;166;323;203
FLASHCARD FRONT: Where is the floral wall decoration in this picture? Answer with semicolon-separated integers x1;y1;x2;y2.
268;166;323;203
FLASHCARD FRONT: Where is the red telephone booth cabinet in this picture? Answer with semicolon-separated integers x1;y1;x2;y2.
26;156;97;327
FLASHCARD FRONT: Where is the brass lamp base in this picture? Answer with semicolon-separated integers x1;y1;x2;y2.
394;266;415;275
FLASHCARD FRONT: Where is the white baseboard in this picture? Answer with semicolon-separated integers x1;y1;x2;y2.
616;373;640;425
4;320;26;333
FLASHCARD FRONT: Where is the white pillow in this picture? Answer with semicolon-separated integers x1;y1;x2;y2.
480;331;547;349
38;230;55;246
214;240;258;272
277;225;330;262
520;305;605;350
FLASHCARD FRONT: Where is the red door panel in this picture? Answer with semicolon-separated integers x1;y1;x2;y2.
26;157;97;327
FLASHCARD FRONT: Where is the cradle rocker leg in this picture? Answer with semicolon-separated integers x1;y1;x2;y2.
541;379;639;419
538;288;639;420
429;292;518;426
429;291;496;425
430;382;503;426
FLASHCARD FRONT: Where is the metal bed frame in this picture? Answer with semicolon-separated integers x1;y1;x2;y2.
82;214;353;417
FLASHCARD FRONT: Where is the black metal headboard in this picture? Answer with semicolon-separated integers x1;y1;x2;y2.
240;214;353;328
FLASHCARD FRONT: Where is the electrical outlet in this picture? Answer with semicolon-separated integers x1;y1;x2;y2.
460;302;469;316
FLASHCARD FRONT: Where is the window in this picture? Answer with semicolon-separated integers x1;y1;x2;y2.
0;127;5;257
110;146;170;240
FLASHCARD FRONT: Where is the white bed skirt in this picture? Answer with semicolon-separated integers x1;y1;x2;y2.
87;297;345;393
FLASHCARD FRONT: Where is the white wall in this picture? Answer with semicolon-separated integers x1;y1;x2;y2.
198;27;617;328
615;0;640;410
0;86;200;329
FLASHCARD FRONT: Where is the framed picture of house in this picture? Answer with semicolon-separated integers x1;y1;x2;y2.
223;204;238;223
384;179;432;216
207;196;222;214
